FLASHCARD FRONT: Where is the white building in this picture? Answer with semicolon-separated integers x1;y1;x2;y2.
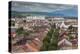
60;21;69;29
58;39;72;50
48;17;64;23
26;16;45;20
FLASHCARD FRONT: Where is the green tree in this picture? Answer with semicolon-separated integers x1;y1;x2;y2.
40;26;59;51
16;27;29;38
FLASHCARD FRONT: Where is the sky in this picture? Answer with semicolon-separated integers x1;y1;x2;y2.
11;1;78;17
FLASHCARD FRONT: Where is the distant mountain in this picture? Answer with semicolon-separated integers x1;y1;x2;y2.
11;11;78;18
52;8;78;17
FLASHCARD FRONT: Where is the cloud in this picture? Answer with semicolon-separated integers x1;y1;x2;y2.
11;1;77;12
